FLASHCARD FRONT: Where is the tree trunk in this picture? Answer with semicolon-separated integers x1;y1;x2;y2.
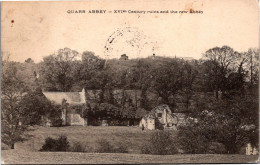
11;143;14;149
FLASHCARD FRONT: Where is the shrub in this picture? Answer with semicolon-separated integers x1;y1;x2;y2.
40;135;70;152
69;141;87;152
177;125;209;154
114;142;128;153
51;118;63;127
108;120;120;126
69;141;93;153
96;139;114;153
141;130;178;155
208;142;227;154
96;139;128;153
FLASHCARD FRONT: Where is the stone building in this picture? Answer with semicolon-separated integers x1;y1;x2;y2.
139;104;186;130
43;88;87;126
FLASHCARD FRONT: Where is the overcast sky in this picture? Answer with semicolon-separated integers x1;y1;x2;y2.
1;0;259;62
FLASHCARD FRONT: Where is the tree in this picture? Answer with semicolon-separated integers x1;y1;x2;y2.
1;59;28;149
78;51;106;89
178;95;258;154
149;60;183;107
19;89;61;125
39;48;79;91
244;48;259;86
202;46;240;100
25;58;34;63
180;61;198;111
131;60;151;109
1;54;62;149
85;103;121;124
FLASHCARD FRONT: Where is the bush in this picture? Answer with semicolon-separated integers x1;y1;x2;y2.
51;118;63;127
141;130;178;155
177;125;209;154
114;142;128;153
96;139;128;153
69;141;93;153
96;139;114;153
208;142;227;154
40;135;70;152
108;120;120;126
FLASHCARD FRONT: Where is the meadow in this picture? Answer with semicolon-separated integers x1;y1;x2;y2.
1;126;258;164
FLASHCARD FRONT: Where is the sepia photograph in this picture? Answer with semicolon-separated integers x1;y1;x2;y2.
1;0;259;164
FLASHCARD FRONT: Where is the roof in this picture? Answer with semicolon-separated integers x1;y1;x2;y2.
43;91;85;105
150;104;171;114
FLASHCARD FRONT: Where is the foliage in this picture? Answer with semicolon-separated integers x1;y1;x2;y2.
19;89;61;125
69;141;93;153
202;46;244;100
96;139;128;153
25;58;34;63
96;139;115;153
86;103;121;121
208;142;227;154
149;60;184;106
178;94;259;154
180;61;199;111
177;125;211;154
1;59;30;149
39;47;79;91
141;130;178;155
40;135;70;152
1;45;258;153
114;142;128;153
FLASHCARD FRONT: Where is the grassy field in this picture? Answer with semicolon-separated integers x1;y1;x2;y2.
11;126;156;153
2;150;258;164
1;126;259;164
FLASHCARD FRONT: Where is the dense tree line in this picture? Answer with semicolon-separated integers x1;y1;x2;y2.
1;46;259;151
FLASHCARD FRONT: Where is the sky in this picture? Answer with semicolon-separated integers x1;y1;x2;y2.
1;0;259;62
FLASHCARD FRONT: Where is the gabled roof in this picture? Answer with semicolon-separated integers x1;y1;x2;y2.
43;90;85;105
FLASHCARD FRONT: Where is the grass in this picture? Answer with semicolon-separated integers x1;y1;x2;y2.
13;126;157;153
1;150;258;164
1;126;259;164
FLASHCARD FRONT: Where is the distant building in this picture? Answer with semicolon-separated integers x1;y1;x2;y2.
43;88;87;126
139;104;187;130
120;54;128;60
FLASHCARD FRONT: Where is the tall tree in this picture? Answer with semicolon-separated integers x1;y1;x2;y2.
79;51;106;89
181;61;198;111
244;48;259;86
202;46;240;99
39;48;79;91
1;57;28;149
150;60;183;107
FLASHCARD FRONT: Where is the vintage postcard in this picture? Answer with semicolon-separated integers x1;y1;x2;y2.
1;0;259;164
